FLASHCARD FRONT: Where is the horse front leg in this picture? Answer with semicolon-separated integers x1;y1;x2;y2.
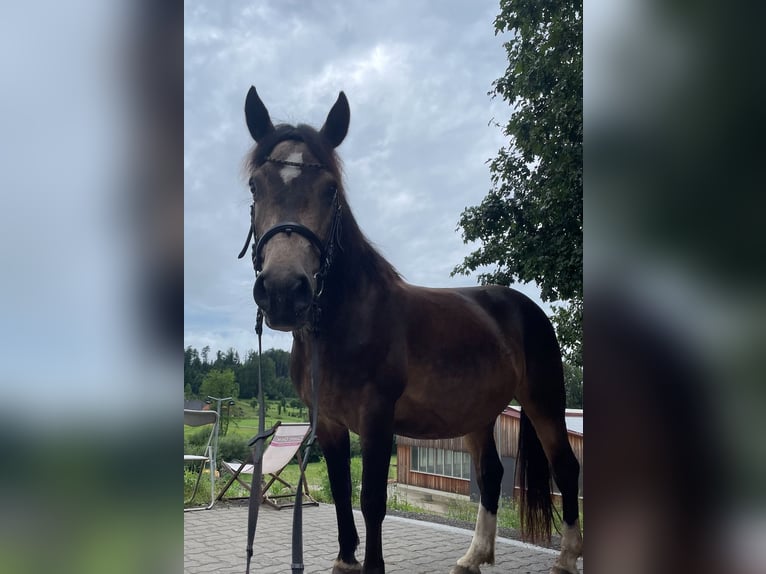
451;425;503;574
318;420;361;574
359;406;394;574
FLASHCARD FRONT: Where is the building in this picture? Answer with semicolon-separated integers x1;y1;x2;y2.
184;399;207;411
395;406;583;500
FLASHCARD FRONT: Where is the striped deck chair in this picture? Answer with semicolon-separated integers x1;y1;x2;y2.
218;422;318;509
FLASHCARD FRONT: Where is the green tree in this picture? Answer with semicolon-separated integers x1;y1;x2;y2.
184;346;204;396
213;347;240;370
563;362;583;408
199;368;239;401
237;352;277;399
234;349;300;400
266;349;291;380
454;0;583;366
237;351;260;399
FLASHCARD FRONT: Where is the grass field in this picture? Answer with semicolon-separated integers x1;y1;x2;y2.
184;455;397;506
184;399;309;441
185;399;396;507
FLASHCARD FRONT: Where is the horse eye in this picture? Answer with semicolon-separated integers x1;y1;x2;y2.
248;177;258;197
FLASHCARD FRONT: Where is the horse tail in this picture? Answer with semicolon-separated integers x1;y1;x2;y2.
516;408;554;544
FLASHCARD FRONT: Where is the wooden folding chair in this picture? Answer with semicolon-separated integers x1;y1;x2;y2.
217;422;318;509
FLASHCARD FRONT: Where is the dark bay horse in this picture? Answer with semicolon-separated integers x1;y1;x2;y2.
240;86;582;574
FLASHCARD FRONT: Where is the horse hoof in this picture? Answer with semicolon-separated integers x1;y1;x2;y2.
361;564;384;574
550;567;578;574
450;566;480;574
332;560;362;574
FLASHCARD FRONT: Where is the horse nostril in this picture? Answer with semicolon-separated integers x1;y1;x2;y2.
291;274;311;297
253;275;268;308
253;271;313;326
290;275;312;315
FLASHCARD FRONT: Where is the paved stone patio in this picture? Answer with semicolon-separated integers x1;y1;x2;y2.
184;503;583;573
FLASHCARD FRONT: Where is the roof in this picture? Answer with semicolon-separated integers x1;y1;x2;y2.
184;399;207;411
502;405;583;437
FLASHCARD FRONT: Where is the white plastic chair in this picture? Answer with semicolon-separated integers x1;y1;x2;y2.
184;409;219;511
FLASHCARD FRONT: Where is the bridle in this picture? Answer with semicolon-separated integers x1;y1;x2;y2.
237;155;342;574
237;158;343;308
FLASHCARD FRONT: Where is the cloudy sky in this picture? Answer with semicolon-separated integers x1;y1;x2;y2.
184;0;548;357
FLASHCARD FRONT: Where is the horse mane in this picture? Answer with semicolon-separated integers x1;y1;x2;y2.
245;124;401;287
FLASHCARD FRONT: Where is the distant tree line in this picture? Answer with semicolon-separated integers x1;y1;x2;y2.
184;345;296;401
184;344;582;409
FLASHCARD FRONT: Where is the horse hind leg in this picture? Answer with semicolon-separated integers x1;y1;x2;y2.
450;425;503;574
515;308;582;573
518;405;582;574
550;443;583;574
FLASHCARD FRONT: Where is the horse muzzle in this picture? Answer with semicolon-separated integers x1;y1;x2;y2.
253;271;314;331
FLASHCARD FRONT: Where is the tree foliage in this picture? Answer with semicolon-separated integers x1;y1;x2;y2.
563;362;583;409
199;368;239;401
454;0;582;366
238;349;293;400
185;346;296;402
184;346;204;396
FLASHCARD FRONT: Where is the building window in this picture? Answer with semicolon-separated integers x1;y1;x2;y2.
462;451;471;479
411;446;470;480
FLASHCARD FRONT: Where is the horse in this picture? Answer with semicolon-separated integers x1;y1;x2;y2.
239;86;583;574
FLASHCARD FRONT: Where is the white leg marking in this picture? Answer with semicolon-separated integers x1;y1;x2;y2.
332;558;361;572
279;152;303;184
456;503;497;569
552;520;582;574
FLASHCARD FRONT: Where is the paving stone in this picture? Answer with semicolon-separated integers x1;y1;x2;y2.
184;503;583;573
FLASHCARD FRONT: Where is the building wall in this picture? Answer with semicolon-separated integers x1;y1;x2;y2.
396;409;583;498
396;444;470;495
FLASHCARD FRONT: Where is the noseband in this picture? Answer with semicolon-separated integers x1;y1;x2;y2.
237;157;343;306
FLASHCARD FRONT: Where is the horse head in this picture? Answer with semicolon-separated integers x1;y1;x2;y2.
243;86;349;331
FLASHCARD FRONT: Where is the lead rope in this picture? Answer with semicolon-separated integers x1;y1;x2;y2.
291;320;321;574
244;308;321;574
245;308;266;574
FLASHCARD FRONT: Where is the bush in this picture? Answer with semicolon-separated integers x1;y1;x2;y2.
217;435;250;465
187;427;210;447
184;469;211;506
183;434;205;462
304;440;323;464
349;433;362;458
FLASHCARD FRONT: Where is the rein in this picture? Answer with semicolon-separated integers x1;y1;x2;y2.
245;312;321;574
239;156;342;574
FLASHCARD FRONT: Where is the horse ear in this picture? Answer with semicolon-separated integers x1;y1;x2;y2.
245;86;275;142
320;91;350;148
